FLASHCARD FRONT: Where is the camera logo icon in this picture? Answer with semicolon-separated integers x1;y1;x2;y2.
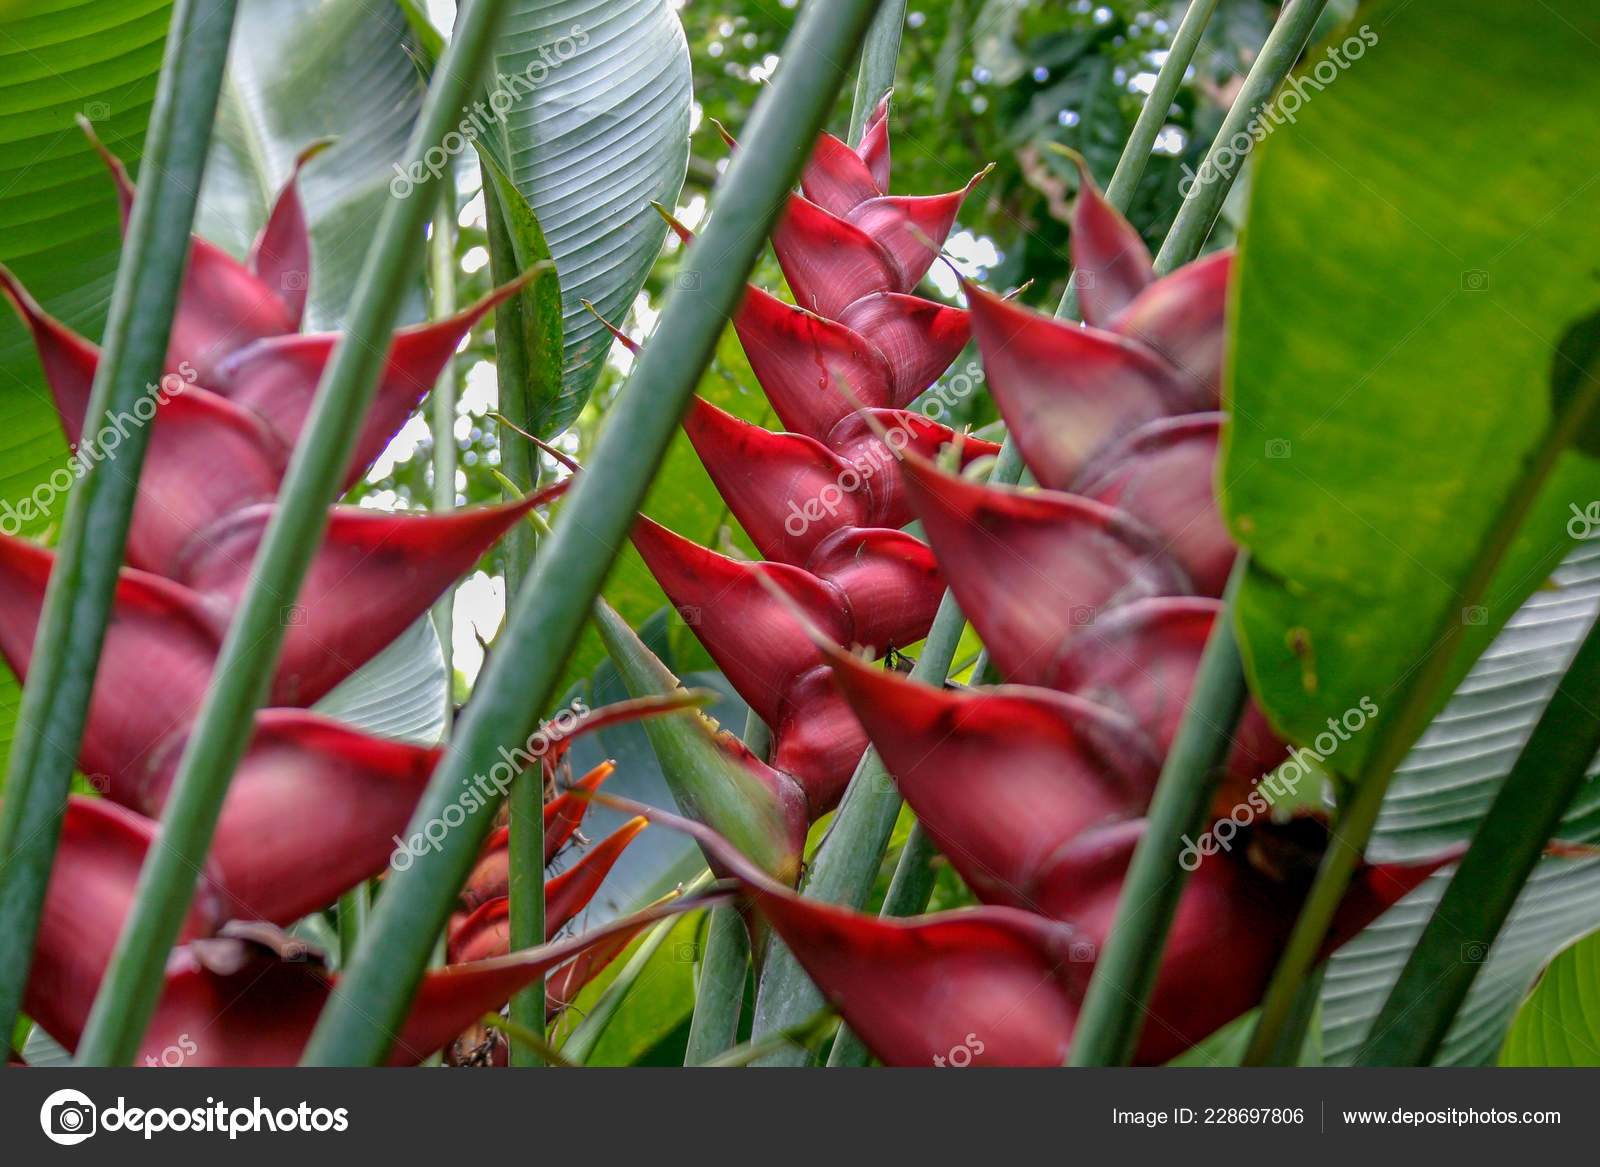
40;1088;97;1145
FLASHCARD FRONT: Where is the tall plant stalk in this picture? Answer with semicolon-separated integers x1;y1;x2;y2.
482;167;546;1066
301;0;888;1066
429;185;459;724
0;0;238;1046
73;0;516;1066
756;0;1231;1062
846;0;906;143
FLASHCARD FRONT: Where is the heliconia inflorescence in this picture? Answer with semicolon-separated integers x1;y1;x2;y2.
0;129;680;1065
612;113;1460;1064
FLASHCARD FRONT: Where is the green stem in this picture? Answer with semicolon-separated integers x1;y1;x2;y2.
1152;0;1332;276
429;185;459;723
1357;612;1600;1064
1244;319;1600;1064
0;0;237;1046
338;883;369;967
1068;560;1250;1065
302;0;888;1066
683;907;751;1065
483;157;545;1068
1057;0;1220;317
846;0;906;145
72;0;514;1066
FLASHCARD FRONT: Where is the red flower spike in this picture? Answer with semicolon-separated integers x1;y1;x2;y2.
1066;154;1154;327
630;516;850;731
248;139;333;327
683;395;875;563
25;798;228;1054
823;644;1161;912
1073;412;1233;597
1108;249;1232;396
210;274;534;487
544;910;659;1015
733;286;897;438
448;818;649;964
833;292;971;407
179;492;563;707
897;451;1189;686
964;281;1204;489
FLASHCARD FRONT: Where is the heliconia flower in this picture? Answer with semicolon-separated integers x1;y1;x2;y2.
896;449;1189;685
459;763;619;914
799;96;890;215
446;817;649;964
0;490;564;795
457;764;620;912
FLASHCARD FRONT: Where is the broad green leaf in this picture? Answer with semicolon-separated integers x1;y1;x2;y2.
489;0;692;437
476;144;564;441
1500;928;1600;1066
1323;543;1600;1064
313;617;449;744
196;0;423;329
0;0;173;773
1221;0;1600;775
